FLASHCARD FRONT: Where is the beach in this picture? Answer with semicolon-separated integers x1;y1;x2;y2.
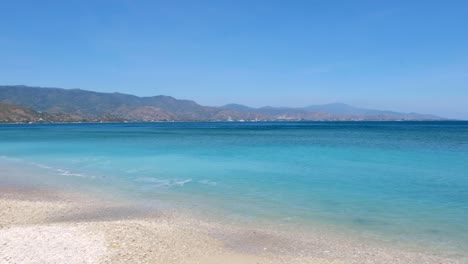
1;122;467;263
2;0;467;261
1;186;465;264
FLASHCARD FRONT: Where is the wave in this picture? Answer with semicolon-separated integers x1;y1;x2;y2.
135;177;192;188
198;179;217;186
30;162;53;169
1;158;90;179
54;168;85;177
30;162;87;178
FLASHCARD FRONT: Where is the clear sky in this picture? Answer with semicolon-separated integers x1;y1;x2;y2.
1;0;467;118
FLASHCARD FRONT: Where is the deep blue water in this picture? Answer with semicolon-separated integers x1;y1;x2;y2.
1;122;467;253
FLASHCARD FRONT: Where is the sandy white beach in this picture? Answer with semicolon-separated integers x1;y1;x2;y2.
0;186;465;264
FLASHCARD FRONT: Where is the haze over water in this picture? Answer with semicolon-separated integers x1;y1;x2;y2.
1;122;467;255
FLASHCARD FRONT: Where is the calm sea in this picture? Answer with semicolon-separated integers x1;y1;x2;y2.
1;122;467;254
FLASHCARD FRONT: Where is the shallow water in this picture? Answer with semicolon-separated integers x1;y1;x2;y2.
1;122;467;255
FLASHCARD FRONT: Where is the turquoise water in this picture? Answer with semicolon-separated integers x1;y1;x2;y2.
1;122;468;253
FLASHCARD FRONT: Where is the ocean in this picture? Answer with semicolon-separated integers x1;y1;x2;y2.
1;122;467;255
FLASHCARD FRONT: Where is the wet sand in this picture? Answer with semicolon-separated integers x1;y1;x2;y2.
0;187;465;264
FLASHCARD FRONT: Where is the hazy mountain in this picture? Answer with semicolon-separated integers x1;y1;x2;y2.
303;103;441;119
221;104;255;112
221;103;443;120
0;85;445;122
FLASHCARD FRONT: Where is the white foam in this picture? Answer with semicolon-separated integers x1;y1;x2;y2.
30;162;87;178
55;168;85;177
136;177;168;184
135;177;192;188
198;179;217;186
174;179;192;186
30;162;53;169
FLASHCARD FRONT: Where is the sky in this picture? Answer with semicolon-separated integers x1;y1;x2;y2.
0;0;467;119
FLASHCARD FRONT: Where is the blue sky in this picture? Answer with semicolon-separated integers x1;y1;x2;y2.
1;0;467;118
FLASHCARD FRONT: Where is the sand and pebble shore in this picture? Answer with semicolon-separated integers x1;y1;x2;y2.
0;187;466;264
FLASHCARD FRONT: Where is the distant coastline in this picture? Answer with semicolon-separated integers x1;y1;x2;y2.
0;85;447;123
0;120;463;125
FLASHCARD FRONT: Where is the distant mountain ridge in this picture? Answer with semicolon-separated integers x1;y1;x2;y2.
0;85;445;122
0;85;265;122
221;102;442;120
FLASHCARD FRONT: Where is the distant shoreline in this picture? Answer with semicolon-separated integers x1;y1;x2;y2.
1;85;450;122
0;119;463;125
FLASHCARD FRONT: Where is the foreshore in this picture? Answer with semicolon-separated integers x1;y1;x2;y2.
0;186;465;264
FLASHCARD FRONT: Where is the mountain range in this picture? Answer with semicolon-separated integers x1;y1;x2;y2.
0;85;444;123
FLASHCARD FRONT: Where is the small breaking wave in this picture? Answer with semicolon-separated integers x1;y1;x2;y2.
135;177;192;188
30;162;53;169
198;179;217;186
30;162;87;178
55;168;85;177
